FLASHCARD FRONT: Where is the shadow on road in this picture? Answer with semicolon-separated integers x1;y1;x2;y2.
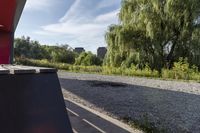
60;78;200;133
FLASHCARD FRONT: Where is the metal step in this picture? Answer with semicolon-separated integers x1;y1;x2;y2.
1;65;57;74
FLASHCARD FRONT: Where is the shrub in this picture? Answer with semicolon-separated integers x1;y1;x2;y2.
162;58;200;81
75;52;102;66
16;58;200;82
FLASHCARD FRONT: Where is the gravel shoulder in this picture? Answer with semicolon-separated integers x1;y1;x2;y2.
59;71;200;133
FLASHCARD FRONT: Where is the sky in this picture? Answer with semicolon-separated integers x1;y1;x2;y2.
15;0;121;53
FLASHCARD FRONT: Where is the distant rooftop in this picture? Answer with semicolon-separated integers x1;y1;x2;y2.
74;47;85;54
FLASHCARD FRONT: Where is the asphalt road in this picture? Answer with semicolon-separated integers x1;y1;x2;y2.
65;99;139;133
59;71;200;133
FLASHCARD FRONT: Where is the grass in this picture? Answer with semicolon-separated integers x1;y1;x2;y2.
122;115;166;133
15;58;200;82
15;58;103;73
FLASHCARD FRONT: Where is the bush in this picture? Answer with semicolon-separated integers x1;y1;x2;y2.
15;58;102;73
75;52;102;66
16;58;200;82
162;58;200;81
14;36;77;64
102;65;159;78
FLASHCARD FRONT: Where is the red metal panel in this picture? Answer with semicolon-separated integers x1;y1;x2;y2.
0;0;16;32
0;0;16;64
0;31;11;64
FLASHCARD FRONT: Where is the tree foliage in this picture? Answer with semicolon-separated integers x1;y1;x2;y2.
14;36;103;66
14;36;77;64
105;0;200;70
75;52;102;66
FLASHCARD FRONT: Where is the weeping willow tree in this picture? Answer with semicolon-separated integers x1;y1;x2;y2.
105;0;200;70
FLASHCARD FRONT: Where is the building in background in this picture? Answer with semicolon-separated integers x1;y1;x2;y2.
97;47;107;59
74;47;85;54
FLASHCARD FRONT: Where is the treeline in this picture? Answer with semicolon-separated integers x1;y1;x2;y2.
14;0;200;81
14;36;102;66
105;0;200;71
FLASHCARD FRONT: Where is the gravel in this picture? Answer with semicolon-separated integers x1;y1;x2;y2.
59;71;200;133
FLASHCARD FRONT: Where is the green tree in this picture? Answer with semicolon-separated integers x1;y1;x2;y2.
105;0;200;70
75;52;102;66
14;36;77;64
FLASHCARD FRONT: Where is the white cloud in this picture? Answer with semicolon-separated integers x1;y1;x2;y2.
41;9;119;35
59;0;82;22
35;0;120;51
95;10;119;23
24;0;56;11
97;0;119;9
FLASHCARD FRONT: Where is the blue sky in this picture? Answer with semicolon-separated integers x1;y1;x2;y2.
15;0;121;53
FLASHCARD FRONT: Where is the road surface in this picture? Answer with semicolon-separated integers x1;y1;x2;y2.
59;71;200;133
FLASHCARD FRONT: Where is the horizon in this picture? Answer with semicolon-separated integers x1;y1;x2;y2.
15;36;108;54
15;0;121;53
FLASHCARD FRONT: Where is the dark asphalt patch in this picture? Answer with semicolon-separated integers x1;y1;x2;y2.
88;81;127;88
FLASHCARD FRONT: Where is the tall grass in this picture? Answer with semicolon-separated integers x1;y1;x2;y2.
162;58;200;81
103;65;159;78
15;58;200;82
15;58;103;73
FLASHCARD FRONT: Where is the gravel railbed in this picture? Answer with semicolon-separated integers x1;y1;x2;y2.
59;71;200;133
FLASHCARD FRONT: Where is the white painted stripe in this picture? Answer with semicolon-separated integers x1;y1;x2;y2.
72;128;78;133
64;97;142;133
83;119;106;133
67;108;79;117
